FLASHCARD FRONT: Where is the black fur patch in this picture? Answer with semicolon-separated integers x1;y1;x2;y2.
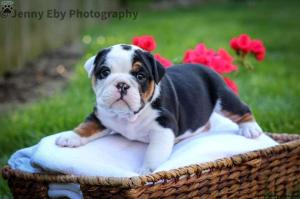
152;64;252;137
133;49;165;84
121;44;132;50
218;87;251;116
156;114;178;133
93;48;111;79
151;97;161;109
94;48;111;69
131;50;163;102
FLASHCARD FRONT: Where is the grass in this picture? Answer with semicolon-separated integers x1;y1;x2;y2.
1;0;300;197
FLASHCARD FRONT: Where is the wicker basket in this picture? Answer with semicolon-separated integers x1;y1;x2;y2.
2;133;300;199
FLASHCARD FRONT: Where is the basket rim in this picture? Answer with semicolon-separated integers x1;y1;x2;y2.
2;132;300;188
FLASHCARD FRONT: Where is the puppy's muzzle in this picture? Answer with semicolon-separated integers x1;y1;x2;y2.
116;82;130;97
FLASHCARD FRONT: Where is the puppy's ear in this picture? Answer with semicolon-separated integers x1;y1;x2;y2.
135;50;165;84
84;56;96;78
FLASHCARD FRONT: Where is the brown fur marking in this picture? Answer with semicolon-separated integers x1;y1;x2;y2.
131;61;155;103
74;121;104;137
132;61;142;72
222;111;254;123
142;80;155;102
238;113;254;123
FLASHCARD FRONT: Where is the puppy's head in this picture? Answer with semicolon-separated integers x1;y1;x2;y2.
84;44;165;116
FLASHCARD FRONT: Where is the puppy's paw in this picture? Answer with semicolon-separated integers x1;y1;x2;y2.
238;122;262;139
55;132;86;147
138;167;152;176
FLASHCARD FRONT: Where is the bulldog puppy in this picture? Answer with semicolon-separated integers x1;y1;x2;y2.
56;44;262;175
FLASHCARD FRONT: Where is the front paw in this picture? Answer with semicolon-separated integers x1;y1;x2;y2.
55;132;86;147
138;167;152;176
238;122;262;138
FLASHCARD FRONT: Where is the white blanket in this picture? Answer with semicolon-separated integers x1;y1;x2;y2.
8;113;278;198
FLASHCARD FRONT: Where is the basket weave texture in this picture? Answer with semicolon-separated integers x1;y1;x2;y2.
2;133;300;199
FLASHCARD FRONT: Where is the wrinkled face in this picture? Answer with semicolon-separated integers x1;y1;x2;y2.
84;44;165;116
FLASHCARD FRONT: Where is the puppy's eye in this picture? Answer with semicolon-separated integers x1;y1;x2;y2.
99;67;111;78
136;73;146;81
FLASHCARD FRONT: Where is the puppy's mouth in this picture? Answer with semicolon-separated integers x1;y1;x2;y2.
110;97;132;110
109;97;145;115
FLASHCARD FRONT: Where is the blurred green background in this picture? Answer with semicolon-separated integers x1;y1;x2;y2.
1;0;300;198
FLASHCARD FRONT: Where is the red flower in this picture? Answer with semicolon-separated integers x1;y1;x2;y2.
230;34;267;64
250;40;264;54
224;77;238;95
218;48;233;63
237;34;252;53
210;57;225;73
210;57;237;74
230;34;252;54
230;38;239;51
195;43;207;55
132;35;157;52
182;43;237;74
255;51;265;62
250;39;266;61
154;54;173;68
183;49;195;63
192;54;210;65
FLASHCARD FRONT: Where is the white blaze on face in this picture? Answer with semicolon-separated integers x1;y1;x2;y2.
106;45;133;73
92;45;143;116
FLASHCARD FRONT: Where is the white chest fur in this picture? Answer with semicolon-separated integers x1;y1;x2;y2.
96;104;160;143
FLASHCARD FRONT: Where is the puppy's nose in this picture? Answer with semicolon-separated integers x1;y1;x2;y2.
116;82;130;96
